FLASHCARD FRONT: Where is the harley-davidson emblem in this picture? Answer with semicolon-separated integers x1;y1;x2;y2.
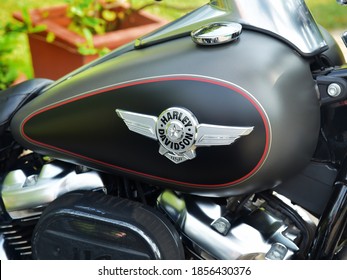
116;107;254;164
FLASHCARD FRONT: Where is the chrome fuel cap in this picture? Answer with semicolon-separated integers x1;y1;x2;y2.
191;22;242;46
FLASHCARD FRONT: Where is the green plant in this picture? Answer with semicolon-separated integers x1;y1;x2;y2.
58;0;166;55
0;13;45;90
0;24;20;90
60;0;199;55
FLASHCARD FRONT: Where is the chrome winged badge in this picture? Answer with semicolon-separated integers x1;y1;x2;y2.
116;107;254;164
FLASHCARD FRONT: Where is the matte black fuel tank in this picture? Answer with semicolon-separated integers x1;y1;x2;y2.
11;28;320;196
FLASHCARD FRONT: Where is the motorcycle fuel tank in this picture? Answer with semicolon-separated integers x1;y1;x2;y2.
11;14;321;197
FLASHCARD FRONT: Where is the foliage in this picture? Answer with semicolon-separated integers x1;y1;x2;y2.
65;0;200;35
41;0;168;55
0;13;46;90
62;0;199;55
0;0;206;78
66;0;131;35
0;23;21;90
63;0;139;55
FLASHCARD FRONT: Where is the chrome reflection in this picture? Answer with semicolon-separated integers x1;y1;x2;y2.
1;162;104;219
225;0;327;55
191;22;242;46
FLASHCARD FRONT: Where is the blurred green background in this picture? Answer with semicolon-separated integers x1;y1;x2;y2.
0;0;346;81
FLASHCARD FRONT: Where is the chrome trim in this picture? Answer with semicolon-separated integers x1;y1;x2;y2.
196;124;253;146
1;162;104;219
191;22;242;46
116;110;157;140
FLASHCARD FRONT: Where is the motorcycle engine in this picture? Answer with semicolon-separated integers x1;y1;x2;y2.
0;158;316;260
157;190;317;260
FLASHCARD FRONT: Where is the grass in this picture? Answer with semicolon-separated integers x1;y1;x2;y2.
306;0;347;30
0;0;346;81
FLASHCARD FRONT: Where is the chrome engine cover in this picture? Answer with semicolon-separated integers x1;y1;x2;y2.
1;161;104;220
0;161;105;259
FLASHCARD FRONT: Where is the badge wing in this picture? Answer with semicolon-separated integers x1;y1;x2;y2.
196;124;254;146
116;109;158;140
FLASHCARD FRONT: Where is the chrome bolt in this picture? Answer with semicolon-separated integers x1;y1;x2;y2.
327;83;342;97
211;217;231;235
265;243;288;260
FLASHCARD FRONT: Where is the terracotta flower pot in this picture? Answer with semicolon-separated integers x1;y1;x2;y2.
11;73;28;86
13;5;167;80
